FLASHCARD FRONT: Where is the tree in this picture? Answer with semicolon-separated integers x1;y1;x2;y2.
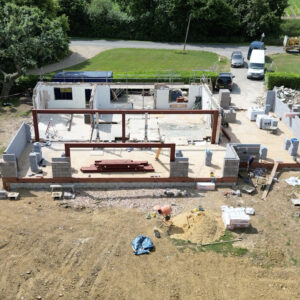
0;2;69;98
58;0;91;36
87;0;130;38
228;0;288;38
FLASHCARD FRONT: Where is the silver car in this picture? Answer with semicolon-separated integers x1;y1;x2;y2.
231;51;244;68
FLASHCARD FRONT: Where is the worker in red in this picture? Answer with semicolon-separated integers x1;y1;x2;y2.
154;205;172;221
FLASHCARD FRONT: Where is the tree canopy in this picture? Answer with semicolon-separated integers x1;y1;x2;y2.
0;2;69;97
57;0;288;41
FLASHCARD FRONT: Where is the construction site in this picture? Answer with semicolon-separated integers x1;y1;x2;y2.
0;78;300;299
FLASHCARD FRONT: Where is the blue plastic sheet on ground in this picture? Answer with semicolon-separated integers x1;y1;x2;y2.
131;235;154;255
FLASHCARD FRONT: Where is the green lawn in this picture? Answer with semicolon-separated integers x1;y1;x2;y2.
266;53;300;73
285;0;300;16
66;48;229;76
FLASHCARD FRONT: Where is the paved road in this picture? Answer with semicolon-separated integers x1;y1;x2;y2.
71;39;284;58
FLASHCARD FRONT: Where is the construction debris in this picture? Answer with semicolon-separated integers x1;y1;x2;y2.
285;176;300;186
276;86;300;110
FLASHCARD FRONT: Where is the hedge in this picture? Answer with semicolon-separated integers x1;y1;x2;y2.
113;71;218;87
265;72;300;90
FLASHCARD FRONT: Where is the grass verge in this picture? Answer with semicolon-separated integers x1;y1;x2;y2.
171;230;248;257
266;53;300;74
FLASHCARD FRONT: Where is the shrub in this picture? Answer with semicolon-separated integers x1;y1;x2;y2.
265;72;300;90
113;71;218;87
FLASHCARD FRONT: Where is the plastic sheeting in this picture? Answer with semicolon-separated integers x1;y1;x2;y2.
285;177;300;186
131;235;154;255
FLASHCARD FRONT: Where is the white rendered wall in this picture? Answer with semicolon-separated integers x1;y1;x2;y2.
155;88;170;109
34;84;88;109
93;85;111;109
188;85;202;109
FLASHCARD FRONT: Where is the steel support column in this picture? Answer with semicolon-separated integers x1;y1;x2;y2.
122;113;126;143
32;110;40;142
211;111;219;144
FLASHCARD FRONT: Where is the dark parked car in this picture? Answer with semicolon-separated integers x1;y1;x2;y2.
215;73;235;92
247;41;265;60
231;51;244;67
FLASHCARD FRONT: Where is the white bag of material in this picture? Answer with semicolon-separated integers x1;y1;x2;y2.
196;182;215;191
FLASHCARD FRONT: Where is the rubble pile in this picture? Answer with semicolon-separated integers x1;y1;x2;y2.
276;86;300;110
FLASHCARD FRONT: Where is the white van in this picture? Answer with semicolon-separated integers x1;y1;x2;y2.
247;49;265;79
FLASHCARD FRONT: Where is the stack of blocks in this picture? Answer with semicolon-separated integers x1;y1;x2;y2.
52;157;71;178
218;89;231;109
170;159;189;177
0;159;17;178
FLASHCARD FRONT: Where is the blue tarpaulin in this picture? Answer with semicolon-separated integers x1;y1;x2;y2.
53;71;113;82
131;235;154;255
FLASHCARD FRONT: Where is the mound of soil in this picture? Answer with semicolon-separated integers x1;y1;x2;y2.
168;211;225;244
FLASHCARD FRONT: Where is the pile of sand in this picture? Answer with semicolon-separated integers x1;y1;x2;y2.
168;211;225;244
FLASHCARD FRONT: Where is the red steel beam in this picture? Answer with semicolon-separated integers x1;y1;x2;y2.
33;109;218;115
211;111;219;144
32;109;219;143
2;176;237;185
32;109;40;142
64;142;176;161
122;113;126;143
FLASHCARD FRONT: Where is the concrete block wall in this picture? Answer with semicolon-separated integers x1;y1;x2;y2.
223;143;262;177
265;90;275;113
170;160;189;177
3;122;31;164
0;159;17;178
52;157;71;178
223;144;240;177
273;97;300;140
233;144;261;162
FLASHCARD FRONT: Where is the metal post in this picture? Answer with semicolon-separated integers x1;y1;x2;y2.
122;113;126;143
32;110;40;142
211;111;219;144
183;13;192;52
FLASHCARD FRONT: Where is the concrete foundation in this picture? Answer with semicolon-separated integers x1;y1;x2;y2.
52;157;71;178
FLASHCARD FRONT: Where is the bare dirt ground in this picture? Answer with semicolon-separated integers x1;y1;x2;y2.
0;171;299;299
0;101;32;152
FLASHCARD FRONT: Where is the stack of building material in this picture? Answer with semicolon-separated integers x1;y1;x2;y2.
288;138;299;156
81;159;154;173
221;206;250;230
0;190;7;199
223;108;236;123
218;89;231;109
205;149;213;166
247;107;265;121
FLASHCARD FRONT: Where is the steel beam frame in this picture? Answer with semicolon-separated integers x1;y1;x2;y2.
32;109;219;144
64;142;176;162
